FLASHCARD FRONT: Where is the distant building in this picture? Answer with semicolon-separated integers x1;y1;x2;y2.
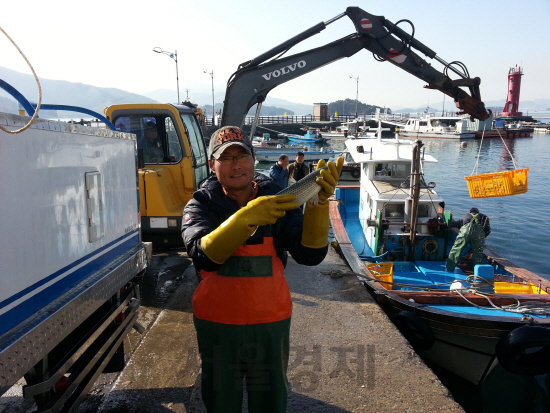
313;103;329;121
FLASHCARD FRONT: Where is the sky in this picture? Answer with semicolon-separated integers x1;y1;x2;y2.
2;0;550;110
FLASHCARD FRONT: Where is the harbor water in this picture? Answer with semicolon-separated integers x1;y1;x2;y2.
256;131;550;279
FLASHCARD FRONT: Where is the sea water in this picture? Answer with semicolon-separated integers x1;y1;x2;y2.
257;131;550;279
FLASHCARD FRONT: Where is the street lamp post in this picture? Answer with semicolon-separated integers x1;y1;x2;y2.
349;75;359;119
153;47;180;104
203;69;214;125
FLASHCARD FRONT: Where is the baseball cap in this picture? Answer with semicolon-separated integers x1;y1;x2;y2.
469;207;479;214
209;126;254;159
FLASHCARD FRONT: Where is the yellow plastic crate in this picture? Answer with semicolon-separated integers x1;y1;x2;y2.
367;262;393;290
494;281;548;295
465;168;528;198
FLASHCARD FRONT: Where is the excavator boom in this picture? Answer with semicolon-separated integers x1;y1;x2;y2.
221;7;490;128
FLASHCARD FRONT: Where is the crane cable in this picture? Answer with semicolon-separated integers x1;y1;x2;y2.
471;122;519;176
0;25;41;134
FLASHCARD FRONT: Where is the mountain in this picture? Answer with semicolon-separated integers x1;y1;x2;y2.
142;89;226;106
8;66;545;118
262;97;312;116
0;66;157;118
393;99;550;114
141;89;313;116
328;99;387;116
0;65;312;119
0;95;17;113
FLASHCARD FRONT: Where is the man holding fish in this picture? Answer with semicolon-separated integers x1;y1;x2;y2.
181;126;343;413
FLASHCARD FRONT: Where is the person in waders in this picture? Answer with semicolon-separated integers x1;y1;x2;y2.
446;207;491;272
181;126;343;413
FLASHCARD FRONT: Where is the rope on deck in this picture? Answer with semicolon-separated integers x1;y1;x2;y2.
348;270;550;316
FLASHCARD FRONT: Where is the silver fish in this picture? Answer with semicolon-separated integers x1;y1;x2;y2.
276;166;328;205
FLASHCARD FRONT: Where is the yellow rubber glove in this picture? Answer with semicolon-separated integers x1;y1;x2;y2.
302;157;344;248
201;194;298;264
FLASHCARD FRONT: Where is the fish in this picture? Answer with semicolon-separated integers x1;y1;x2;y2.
276;166;328;206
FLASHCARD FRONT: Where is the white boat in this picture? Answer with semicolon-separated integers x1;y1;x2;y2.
344;134;443;249
399;115;476;139
252;133;286;147
254;146;340;163
323;118;373;138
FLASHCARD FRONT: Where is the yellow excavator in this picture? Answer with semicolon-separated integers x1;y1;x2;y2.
105;102;210;248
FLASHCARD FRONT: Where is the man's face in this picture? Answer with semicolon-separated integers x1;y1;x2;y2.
145;127;157;141
296;154;305;164
208;145;255;192
280;157;289;168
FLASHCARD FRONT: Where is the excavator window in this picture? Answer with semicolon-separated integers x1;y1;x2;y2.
115;115;183;164
180;113;209;187
165;117;183;163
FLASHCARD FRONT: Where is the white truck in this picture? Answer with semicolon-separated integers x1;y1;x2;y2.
0;112;151;412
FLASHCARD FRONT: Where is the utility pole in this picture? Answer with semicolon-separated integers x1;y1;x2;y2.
350;75;359;118
153;47;180;104
204;69;214;125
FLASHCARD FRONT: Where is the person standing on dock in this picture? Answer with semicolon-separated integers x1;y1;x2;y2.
181;126;343;413
288;151;308;185
269;154;290;189
446;207;491;272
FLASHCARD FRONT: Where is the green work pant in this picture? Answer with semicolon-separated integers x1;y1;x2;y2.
193;316;291;413
446;222;485;271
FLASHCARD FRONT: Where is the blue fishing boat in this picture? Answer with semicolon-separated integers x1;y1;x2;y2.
285;128;328;143
330;135;550;385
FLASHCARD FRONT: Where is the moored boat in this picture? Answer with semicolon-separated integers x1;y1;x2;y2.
254;145;340;163
399;115;476;139
330;134;550;385
252;132;286;147
285;128;328;143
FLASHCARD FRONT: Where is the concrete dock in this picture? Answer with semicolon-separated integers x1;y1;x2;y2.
1;247;464;412
97;247;462;412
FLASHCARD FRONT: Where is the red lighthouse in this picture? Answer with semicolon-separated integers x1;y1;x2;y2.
502;66;523;117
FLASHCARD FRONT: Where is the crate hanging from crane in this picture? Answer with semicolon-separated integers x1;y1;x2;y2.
465;168;529;198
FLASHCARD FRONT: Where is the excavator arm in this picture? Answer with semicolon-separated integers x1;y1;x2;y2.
221;7;490;129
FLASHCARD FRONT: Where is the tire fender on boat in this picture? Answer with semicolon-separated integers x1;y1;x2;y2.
496;325;550;376
351;166;361;179
422;239;438;254
393;311;435;351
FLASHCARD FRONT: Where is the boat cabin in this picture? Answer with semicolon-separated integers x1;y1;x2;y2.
344;137;444;258
404;116;469;134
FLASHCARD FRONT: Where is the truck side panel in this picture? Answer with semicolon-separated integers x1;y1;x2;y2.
0;114;147;394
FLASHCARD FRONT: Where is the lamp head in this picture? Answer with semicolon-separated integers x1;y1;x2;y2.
153;47;162;53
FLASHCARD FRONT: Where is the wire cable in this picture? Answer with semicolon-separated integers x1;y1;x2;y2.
0;25;41;134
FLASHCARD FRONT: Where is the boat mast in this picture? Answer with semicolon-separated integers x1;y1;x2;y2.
405;140;423;260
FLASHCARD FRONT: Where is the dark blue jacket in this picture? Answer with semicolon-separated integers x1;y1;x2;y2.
462;212;491;237
269;162;289;189
181;172;327;272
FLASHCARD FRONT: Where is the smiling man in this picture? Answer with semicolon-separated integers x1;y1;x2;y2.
181;126;342;413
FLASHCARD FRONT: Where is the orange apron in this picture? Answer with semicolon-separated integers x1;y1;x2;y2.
193;235;292;325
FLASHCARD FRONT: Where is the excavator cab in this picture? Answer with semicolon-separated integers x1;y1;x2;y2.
106;103;210;248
